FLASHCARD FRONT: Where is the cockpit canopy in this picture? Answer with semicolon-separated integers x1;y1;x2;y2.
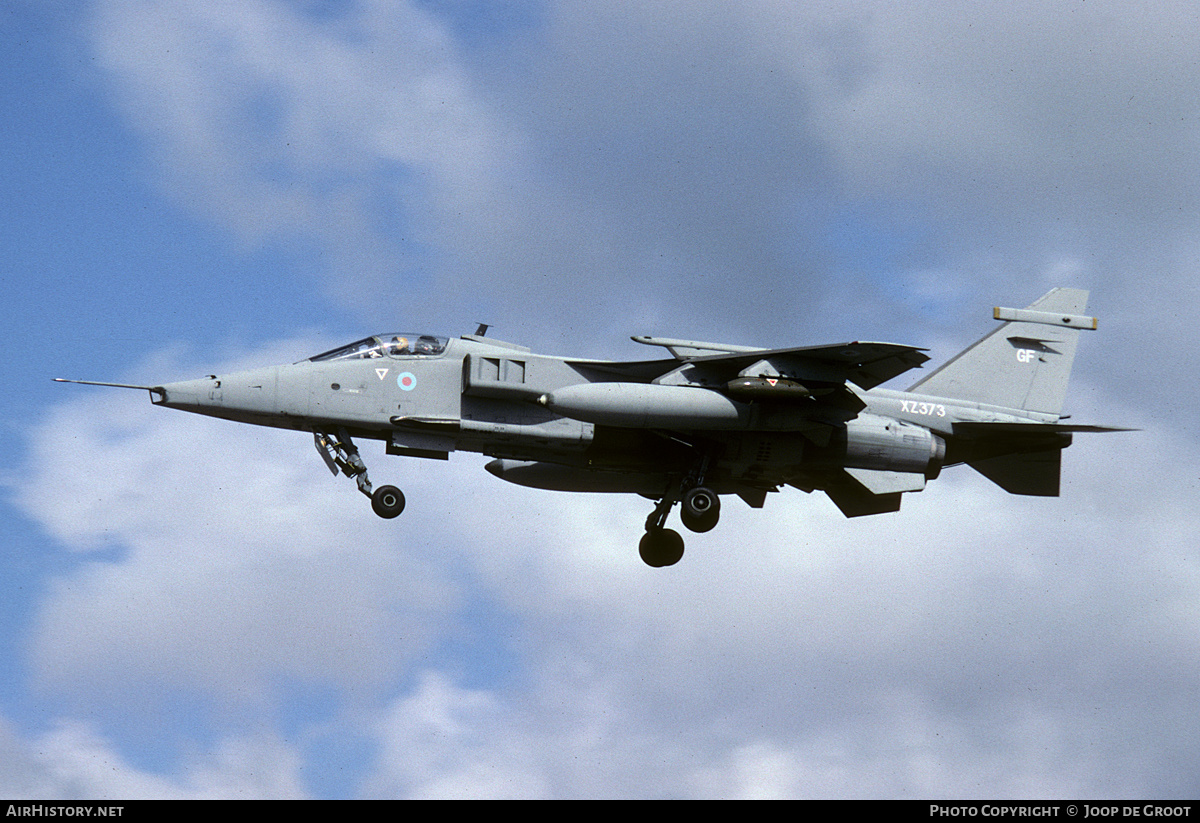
308;334;449;362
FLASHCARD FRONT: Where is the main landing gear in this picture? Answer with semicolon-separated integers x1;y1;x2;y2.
639;456;722;568
314;428;405;519
681;486;720;533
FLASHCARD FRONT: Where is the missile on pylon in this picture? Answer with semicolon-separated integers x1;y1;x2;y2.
725;376;813;399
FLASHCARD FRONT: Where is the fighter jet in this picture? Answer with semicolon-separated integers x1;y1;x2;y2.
58;288;1127;567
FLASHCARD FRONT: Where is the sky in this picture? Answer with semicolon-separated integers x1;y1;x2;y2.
2;0;1199;799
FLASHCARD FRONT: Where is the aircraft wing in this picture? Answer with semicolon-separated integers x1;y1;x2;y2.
736;341;929;390
570;341;928;391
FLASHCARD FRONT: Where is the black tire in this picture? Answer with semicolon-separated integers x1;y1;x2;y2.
681;486;720;533
680;507;718;533
371;485;406;519
639;528;685;567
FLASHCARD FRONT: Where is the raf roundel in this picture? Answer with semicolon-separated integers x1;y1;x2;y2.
397;372;417;391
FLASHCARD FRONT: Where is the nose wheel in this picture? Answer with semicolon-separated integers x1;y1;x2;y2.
371;485;406;519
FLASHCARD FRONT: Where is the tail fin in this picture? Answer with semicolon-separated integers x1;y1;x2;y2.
907;288;1096;415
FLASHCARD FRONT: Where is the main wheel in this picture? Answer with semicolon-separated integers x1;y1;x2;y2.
681;486;720;533
639;528;685;567
371;485;406;519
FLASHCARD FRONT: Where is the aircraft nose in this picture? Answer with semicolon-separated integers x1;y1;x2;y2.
211;365;280;414
154;376;222;412
155;366;281;422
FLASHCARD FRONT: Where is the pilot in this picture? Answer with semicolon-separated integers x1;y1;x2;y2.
415;336;439;355
389;336;409;356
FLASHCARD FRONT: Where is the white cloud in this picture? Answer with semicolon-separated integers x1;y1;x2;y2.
86;1;1200;346
0;717;307;799
772;1;1200;208
365;671;549;799
90;0;514;297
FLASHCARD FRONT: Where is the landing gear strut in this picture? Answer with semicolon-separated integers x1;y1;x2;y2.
314;428;406;519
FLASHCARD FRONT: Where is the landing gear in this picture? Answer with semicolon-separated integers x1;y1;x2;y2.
638;450;723;565
641;487;684;567
639;528;685;567
680;486;720;533
371;485;406;519
314;428;406;519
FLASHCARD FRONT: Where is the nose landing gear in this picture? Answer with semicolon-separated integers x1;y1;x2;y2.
314;428;406;519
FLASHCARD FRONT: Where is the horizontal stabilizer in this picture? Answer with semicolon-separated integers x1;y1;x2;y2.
953;421;1135;435
968;449;1061;496
951;420;1131;496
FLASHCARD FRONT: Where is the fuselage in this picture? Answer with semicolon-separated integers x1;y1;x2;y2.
152;332;1060;497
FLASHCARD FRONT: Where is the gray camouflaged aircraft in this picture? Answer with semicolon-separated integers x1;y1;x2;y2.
58;288;1127;567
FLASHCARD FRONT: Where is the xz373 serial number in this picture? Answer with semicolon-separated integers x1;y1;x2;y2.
900;400;947;417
